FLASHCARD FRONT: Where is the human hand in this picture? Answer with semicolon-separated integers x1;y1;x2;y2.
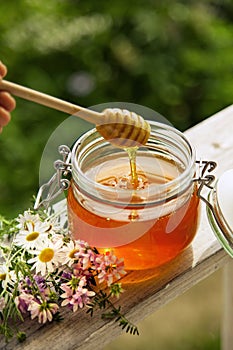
0;61;16;132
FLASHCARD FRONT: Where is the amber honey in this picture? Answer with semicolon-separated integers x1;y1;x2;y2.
68;121;199;271
68;185;199;270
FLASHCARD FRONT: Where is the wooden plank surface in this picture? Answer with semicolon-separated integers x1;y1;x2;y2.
222;261;233;350
1;105;233;350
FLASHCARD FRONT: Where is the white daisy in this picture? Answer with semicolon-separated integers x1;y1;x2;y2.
0;264;17;291
13;220;50;250
0;264;7;283
27;240;63;276
16;211;41;230
58;240;92;268
51;233;65;244
58;240;81;267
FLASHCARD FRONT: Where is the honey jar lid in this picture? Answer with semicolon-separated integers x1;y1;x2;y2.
207;169;233;257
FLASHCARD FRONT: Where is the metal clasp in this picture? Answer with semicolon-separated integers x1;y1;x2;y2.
193;160;217;208
194;160;233;256
34;145;72;210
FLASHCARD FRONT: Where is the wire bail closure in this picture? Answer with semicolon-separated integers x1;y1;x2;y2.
194;159;217;205
34;145;72;210
193;159;219;231
193;160;233;257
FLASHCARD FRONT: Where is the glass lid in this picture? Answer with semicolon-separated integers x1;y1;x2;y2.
206;169;233;257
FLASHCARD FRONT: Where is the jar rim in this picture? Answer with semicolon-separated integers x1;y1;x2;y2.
71;121;196;203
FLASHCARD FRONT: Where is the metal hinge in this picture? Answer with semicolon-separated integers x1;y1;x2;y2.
193;159;217;207
34;145;72;210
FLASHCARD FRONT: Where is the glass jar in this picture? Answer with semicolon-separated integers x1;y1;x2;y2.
67;121;200;270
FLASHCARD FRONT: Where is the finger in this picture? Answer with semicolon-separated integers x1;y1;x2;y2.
0;61;7;78
0;91;16;111
0;107;11;127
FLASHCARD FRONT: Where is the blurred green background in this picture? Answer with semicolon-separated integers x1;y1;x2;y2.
1;0;233;217
0;1;232;348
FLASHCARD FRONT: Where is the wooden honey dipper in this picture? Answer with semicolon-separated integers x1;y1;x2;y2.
0;80;151;147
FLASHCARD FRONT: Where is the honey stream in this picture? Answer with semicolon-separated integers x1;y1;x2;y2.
125;147;140;221
125;147;139;189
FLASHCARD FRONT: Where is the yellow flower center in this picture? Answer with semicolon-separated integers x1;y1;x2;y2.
68;249;79;259
39;248;54;263
0;273;6;280
26;231;40;241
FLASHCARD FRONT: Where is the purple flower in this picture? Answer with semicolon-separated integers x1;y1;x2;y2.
15;293;34;314
25;276;33;286
34;275;47;293
61;271;72;282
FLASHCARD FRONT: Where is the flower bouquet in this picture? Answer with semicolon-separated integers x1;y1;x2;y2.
0;205;138;343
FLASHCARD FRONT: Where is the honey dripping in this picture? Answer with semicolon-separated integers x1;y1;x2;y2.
125;147;140;221
97;147;142;220
125;147;139;189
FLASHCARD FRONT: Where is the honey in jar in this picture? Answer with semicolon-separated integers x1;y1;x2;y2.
67;121;199;270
